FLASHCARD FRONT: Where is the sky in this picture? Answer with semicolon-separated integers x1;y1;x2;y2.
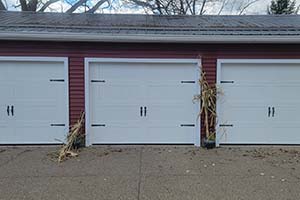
246;0;300;14
3;0;300;14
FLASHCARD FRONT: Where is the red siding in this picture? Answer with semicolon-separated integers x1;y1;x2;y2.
0;41;300;140
69;57;85;125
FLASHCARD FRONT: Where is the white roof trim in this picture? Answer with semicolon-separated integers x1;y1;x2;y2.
0;32;300;43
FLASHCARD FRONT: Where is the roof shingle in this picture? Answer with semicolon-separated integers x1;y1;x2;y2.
0;11;300;43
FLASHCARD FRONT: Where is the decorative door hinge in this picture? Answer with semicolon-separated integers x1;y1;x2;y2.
180;124;195;127
51;124;65;127
50;79;64;82
91;80;105;83
219;124;233;127
181;81;196;84
91;124;106;127
220;81;234;84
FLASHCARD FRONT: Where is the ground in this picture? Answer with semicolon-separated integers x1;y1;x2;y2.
0;146;300;200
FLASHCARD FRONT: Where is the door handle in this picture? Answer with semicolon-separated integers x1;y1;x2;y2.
11;105;14;116
140;107;143;117
6;106;9;116
268;107;271;117
272;107;275;117
144;107;147;117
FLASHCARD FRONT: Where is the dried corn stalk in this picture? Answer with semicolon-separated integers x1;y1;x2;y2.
58;112;85;162
194;71;219;140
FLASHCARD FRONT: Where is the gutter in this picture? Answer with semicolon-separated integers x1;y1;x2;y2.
0;32;300;43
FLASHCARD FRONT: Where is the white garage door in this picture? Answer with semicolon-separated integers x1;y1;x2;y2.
0;57;69;144
217;59;300;145
86;59;200;145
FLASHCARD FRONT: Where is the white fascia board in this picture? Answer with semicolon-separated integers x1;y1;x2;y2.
0;32;300;43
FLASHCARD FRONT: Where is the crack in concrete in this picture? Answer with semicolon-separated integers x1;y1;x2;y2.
137;147;143;200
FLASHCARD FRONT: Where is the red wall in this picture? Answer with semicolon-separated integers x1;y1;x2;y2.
1;41;300;139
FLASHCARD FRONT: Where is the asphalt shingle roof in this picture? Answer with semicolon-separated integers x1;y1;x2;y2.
0;11;300;43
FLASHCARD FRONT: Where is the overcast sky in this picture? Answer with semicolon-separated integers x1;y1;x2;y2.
4;0;300;14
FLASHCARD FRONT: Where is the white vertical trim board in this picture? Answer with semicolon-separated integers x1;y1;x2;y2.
64;57;70;138
216;59;300;146
194;59;202;147
0;56;69;144
216;59;223;147
85;58;201;146
84;58;91;146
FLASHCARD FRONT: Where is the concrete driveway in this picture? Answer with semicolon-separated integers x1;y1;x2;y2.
0;146;299;200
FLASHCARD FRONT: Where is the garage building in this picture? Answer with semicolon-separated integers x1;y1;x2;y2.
0;11;300;146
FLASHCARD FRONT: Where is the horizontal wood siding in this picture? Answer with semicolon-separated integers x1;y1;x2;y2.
0;41;299;141
201;56;217;138
69;57;85;125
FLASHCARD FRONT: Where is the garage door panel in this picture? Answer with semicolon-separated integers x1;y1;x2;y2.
0;59;68;144
220;126;271;144
91;105;142;122
143;65;197;144
221;63;300;81
146;83;195;103
15;101;64;122
271;104;300;122
219;104;268;123
148;105;195;122
12;61;64;79
15;80;64;98
13;126;66;144
88;60;199;145
221;126;300;144
90;63;145;80
13;77;66;138
91;126;145;144
0;84;14;127
270;84;300;102
218;61;300;145
144;126;195;143
144;63;196;80
91;82;144;103
220;85;274;103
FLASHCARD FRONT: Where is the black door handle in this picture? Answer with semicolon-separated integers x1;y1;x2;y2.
268;107;271;117
144;107;147;117
140;107;143;117
11;105;14;116
272;107;275;117
6;106;9;116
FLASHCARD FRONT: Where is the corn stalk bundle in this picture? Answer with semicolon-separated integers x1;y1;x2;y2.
194;71;218;140
58;112;85;162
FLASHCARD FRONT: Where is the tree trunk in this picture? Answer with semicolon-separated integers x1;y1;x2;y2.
19;0;29;11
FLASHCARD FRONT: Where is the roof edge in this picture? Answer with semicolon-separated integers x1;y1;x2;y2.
0;32;300;43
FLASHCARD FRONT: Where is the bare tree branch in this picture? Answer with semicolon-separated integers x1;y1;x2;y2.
28;0;38;11
0;0;6;10
39;0;60;12
192;0;196;14
184;0;193;14
199;0;207;14
19;0;29;11
217;0;228;14
238;0;259;15
86;0;108;13
66;0;87;13
128;0;156;10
